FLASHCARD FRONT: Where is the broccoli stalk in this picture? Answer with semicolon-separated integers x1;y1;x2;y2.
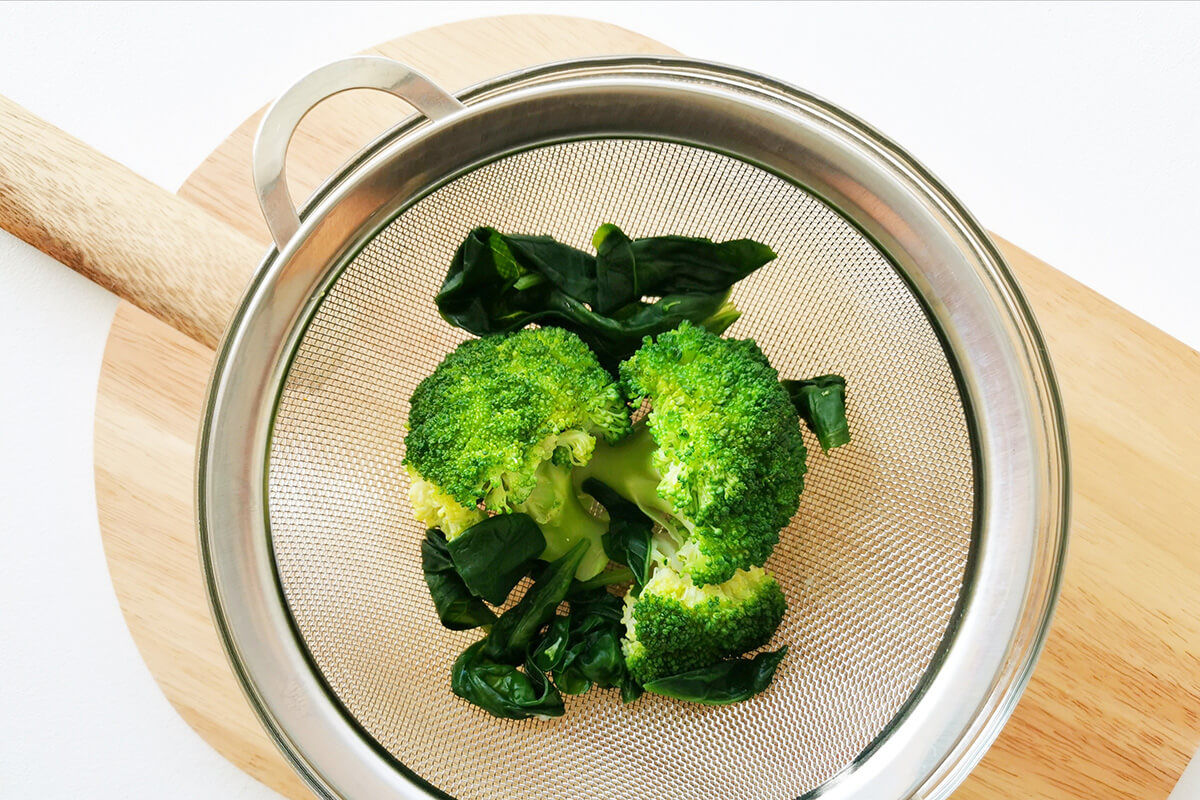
513;460;610;579
403;327;632;580
581;424;790;686
578;424;686;546
579;322;808;587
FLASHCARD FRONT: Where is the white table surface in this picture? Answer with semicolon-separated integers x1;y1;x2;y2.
1;2;1198;798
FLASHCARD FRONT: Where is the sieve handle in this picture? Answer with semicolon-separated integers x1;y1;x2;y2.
253;56;464;250
0;94;262;349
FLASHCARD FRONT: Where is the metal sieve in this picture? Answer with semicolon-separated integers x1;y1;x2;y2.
198;56;1068;800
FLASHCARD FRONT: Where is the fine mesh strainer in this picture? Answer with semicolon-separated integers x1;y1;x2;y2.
198;56;1068;800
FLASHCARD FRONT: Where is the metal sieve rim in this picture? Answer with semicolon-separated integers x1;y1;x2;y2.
198;56;1068;800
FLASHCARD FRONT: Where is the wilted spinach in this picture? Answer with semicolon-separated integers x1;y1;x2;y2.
528;614;571;673
436;228;591;335
591;224;774;314
567;591;627;689
484;540;590;664
451;639;564;720
620;672;645;704
552;588;630;696
643;646;788;705
436;224;777;370
553;661;592;696
446;513;545;605
783;374;850;452
585;478;654;594
421;529;497;631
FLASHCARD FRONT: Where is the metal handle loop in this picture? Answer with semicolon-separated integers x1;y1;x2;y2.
252;56;464;249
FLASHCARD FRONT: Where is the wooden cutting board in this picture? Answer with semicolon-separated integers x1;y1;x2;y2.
93;15;1200;800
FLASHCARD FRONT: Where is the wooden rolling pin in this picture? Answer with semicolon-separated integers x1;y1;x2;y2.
0;94;259;347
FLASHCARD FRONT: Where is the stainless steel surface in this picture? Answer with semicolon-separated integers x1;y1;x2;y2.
252;56;464;249
200;57;1068;800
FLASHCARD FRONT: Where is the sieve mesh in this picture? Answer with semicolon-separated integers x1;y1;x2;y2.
267;139;974;799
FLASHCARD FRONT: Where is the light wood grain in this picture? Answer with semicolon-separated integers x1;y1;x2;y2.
90;15;1199;800
0;96;261;348
95;310;311;799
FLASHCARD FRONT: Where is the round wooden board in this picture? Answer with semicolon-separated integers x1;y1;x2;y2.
94;14;1200;800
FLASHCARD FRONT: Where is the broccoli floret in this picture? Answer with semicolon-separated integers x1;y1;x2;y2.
407;470;486;538
404;327;632;578
622;565;786;684
580;321;806;586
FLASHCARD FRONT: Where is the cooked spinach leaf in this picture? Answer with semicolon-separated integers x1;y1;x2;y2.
643;646;788;705
434;227;551;335
528;614;571;673
552;588;630;693
567;586;627;625
436;225;777;370
565;622;625;690
553;661;592;695
450;639;564;719
484;540;590;663
592;224;775;314
783;374;850;452
620;672;645;704
586;478;655;594
568;592;633;690
497;232;597;301
568;290;739;371
421;529;497;631
446;513;545;606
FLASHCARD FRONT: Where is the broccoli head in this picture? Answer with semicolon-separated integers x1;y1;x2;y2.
581;321;806;586
622;565;786;685
404;327;632;578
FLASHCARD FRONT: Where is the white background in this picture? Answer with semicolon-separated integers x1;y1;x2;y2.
1;2;1198;798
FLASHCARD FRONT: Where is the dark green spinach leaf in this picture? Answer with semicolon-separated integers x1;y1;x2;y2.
592;224;775;314
503;233;597;302
620;672;644;704
567;585;627;627
436;225;777;371
783;375;850;452
421;529;497;631
585;478;654;594
643;646;788;705
528;614;571;673
450;639;564;719
569;626;625;689
559;289;739;371
434;228;538;335
553;588;629;692
553;662;592;695
446;513;545;606
484;540;590;663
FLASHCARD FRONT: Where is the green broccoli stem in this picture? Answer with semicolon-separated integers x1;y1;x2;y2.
578;424;683;543
514;460;611;580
